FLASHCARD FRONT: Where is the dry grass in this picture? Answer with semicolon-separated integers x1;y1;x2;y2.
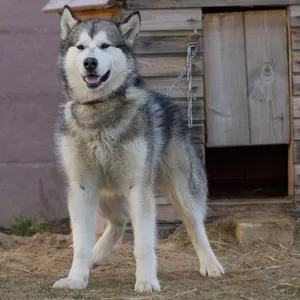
0;219;300;300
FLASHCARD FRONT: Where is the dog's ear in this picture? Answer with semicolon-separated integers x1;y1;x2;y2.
118;11;141;47
60;5;80;40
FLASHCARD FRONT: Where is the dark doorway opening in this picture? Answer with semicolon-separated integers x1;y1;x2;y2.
205;145;288;200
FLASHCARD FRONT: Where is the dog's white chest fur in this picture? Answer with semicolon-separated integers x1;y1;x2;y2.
60;101;147;189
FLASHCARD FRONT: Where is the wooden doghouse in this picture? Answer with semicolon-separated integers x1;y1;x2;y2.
43;0;300;242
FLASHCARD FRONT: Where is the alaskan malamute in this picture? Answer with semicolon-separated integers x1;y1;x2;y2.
53;5;224;292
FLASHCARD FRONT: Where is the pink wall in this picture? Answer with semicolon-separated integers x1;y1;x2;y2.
0;1;68;226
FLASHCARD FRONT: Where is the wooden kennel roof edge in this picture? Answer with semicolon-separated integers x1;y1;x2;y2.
42;0;122;14
126;0;300;9
42;0;300;14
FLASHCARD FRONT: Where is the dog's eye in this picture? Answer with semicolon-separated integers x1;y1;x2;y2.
76;45;84;50
100;43;111;49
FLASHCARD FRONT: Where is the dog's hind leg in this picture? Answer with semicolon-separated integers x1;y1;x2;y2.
157;142;224;277
93;192;128;266
93;220;127;265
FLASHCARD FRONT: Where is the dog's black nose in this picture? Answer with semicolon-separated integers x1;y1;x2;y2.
83;57;98;71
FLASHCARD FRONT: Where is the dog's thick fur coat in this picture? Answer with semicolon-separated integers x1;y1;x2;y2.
53;6;224;292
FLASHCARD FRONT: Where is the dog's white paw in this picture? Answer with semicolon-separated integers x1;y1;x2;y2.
135;279;161;293
53;277;88;289
200;258;224;277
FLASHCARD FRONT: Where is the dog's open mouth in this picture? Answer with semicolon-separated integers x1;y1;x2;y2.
84;70;110;88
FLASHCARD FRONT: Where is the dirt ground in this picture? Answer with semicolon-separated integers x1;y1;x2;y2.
0;220;300;300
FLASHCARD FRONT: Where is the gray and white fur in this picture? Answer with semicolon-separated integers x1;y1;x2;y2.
53;6;224;293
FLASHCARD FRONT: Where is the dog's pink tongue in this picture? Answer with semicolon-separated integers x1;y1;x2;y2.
85;75;100;84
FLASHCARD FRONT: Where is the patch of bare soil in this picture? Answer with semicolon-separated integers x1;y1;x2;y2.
0;220;299;300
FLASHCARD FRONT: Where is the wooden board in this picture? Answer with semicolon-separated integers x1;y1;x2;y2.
204;13;250;146
123;9;202;31
294;185;300;196
293;51;300;72
138;31;203;37
156;204;180;222
127;0;204;8
290;5;300;27
288;9;295;197
293;119;300;140
138;56;203;77
128;0;300;9
134;34;203;55
294;164;300;185
75;7;121;21
293;97;300;118
294;140;300;163
209;199;292;207
245;10;290;145
294;75;300;95
145;77;203;99
292;28;300;50
43;0;112;13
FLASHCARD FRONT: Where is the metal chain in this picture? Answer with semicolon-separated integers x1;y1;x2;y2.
166;42;198;128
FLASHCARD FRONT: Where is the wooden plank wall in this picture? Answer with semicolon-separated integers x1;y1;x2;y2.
291;6;300;202
122;7;204;225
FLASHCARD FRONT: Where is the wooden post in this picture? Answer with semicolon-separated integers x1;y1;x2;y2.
288;7;295;198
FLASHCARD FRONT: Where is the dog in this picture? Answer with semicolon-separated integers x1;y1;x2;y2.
53;5;224;293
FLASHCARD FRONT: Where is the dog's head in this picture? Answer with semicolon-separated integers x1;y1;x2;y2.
59;6;141;102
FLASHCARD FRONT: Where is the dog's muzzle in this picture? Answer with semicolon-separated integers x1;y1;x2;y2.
84;70;111;88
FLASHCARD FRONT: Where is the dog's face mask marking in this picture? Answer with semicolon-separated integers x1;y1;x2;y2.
68;31;113;89
59;6;141;99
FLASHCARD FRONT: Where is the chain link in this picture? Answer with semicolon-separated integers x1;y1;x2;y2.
166;42;198;128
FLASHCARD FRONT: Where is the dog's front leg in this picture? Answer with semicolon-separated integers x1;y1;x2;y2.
128;186;160;293
53;182;99;289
